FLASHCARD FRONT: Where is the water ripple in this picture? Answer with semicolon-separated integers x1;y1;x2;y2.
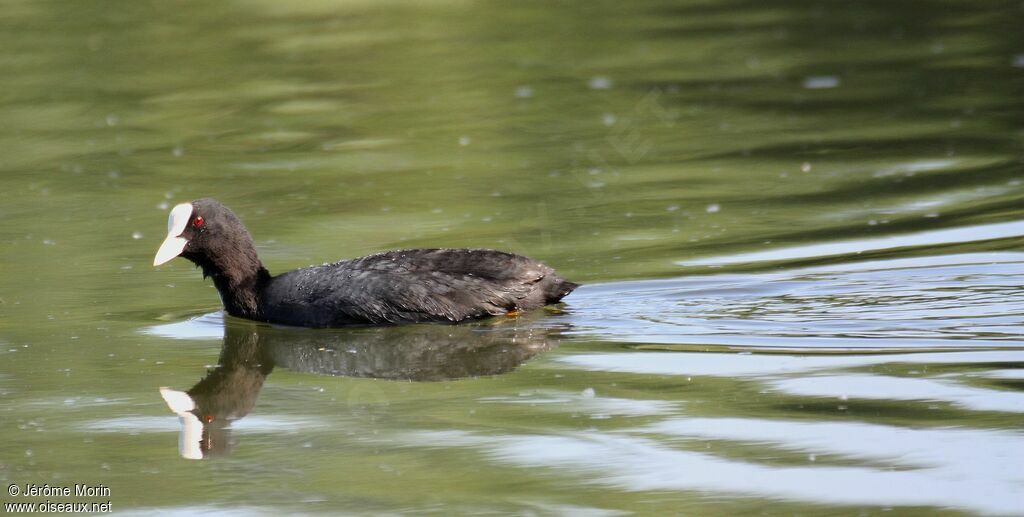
571;252;1024;350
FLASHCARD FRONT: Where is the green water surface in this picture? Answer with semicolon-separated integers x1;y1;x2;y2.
1;1;1023;515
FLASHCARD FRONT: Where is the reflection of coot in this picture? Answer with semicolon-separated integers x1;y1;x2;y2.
266;322;558;381
160;318;562;459
159;326;271;459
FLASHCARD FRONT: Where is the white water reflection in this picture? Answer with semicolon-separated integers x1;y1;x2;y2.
80;415;323;433
410;429;1023;515
479;389;678;417
983;369;1024;380
769;374;1024;413
558;350;1024;378
679;221;1024;265
871;158;958;177
641;417;1024;478
143;312;224;340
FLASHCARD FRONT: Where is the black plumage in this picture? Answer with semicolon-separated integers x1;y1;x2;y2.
155;198;577;327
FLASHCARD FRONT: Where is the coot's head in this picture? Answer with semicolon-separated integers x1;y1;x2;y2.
153;198;262;277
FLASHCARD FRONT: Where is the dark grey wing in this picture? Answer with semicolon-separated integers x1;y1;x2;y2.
337;249;556;323
264;249;574;326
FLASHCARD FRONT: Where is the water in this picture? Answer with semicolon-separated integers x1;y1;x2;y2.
1;0;1022;514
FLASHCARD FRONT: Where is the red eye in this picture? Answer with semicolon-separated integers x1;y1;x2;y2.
203;415;214;423
192;216;204;228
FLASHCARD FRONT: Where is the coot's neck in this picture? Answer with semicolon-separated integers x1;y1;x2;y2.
210;265;271;320
185;246;271;321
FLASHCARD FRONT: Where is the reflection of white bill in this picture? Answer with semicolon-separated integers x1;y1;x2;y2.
159;388;203;460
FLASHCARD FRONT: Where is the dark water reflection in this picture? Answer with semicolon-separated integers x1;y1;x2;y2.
154;319;559;458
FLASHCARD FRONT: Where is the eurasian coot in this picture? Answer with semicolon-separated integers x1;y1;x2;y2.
153;198;577;327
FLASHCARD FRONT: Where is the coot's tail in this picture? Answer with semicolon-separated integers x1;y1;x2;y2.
545;276;579;303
